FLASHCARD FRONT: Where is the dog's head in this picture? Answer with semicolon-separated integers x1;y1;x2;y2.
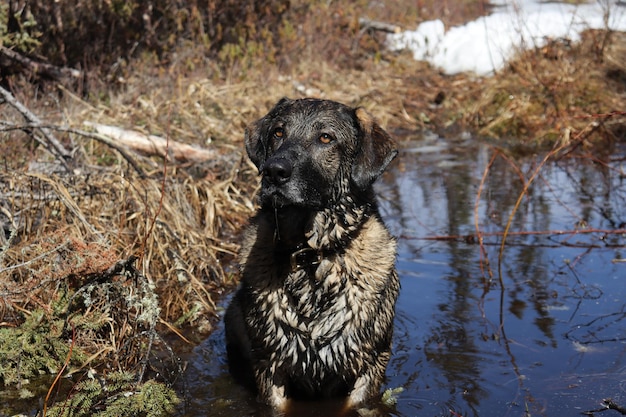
245;98;397;209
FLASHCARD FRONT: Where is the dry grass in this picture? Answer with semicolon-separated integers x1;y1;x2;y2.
459;30;626;146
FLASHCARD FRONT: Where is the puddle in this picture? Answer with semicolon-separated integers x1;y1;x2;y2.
177;135;626;417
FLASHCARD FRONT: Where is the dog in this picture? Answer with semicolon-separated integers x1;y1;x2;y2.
224;97;399;412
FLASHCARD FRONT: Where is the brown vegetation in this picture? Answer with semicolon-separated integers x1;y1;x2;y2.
1;0;625;415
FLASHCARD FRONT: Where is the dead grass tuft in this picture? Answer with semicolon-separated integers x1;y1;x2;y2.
1;156;254;330
459;30;626;146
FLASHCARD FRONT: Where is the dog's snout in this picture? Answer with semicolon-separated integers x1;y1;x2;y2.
263;158;292;184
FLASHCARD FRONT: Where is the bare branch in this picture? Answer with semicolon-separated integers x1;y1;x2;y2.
409;227;626;248
358;18;402;34
1;122;147;178
60;126;147;178
0;85;73;171
0;45;82;80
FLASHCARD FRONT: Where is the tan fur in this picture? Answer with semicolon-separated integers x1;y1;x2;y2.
355;107;374;131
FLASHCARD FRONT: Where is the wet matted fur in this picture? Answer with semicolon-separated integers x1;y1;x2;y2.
224;97;399;412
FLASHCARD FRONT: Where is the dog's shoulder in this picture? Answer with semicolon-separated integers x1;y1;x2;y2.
238;211;276;270
350;214;397;269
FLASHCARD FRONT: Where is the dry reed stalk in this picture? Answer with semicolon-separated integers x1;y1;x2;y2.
474;150;498;283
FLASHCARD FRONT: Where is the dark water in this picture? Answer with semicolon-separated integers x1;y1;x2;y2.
178;134;626;417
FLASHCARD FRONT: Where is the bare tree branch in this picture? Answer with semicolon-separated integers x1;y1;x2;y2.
358;18;402;34
0;85;73;171
1;121;147;177
0;45;82;80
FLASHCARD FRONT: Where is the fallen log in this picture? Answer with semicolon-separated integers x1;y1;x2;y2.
358;18;402;34
83;122;219;163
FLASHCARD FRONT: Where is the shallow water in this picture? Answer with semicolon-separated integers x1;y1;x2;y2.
178;134;626;417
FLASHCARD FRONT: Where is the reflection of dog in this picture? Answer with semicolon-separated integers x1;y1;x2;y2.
224;98;399;412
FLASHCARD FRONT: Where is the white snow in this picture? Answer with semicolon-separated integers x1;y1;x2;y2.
386;0;626;76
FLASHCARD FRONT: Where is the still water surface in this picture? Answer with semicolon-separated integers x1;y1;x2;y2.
179;134;626;417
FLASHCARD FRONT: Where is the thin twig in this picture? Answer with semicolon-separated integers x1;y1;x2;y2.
474;148;498;282
1;122;146;178
43;323;75;417
135;106;172;385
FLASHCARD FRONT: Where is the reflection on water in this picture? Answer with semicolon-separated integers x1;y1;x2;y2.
178;134;626;417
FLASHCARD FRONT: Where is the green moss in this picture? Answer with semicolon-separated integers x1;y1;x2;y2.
381;386;404;407
47;372;179;417
0;309;86;386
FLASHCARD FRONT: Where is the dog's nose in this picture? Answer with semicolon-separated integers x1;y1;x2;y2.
263;158;292;184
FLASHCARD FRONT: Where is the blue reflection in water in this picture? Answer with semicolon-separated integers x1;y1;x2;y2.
180;136;626;417
379;135;626;417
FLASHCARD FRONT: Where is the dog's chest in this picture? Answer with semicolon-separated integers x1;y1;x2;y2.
255;262;369;372
284;266;344;320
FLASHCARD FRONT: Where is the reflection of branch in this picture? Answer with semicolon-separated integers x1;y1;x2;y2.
583;398;626;416
411;227;626;247
565;310;626;344
497;143;567;283
498;280;529;414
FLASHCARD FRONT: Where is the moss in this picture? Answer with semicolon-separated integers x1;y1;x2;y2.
381;386;404;407
47;373;179;417
0;309;86;386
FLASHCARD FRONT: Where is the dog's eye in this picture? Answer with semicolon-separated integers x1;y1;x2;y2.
319;133;334;144
273;127;284;139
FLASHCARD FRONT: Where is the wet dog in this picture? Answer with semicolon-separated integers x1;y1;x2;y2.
224;98;399;412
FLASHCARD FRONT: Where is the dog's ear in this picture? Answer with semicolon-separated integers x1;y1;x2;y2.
352;108;398;190
244;120;266;169
245;98;293;169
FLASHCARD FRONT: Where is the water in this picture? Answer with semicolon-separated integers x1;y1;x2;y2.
178;134;626;417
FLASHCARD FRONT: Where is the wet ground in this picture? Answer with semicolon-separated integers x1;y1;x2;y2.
177;133;626;417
